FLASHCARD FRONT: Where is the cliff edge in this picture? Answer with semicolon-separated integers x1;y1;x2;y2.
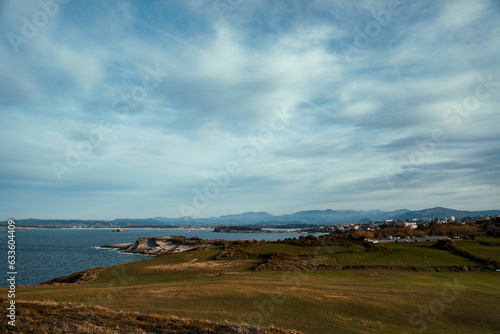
102;237;211;255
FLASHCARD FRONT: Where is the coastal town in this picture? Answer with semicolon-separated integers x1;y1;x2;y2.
300;214;500;234
2;214;499;234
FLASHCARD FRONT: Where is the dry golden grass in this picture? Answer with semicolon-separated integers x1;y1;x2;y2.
5;238;500;333
0;299;300;334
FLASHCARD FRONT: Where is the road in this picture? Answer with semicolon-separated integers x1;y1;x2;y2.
374;236;460;243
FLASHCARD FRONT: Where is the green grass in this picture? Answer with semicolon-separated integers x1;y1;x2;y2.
476;236;500;245
13;268;500;334
318;242;478;267
249;241;483;267
247;243;363;255
455;240;500;260
5;239;500;334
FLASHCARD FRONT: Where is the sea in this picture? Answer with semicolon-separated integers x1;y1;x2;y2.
0;228;305;287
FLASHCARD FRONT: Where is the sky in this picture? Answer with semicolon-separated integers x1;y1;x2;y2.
1;0;499;220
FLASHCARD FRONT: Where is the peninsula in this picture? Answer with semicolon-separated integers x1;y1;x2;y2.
102;236;212;255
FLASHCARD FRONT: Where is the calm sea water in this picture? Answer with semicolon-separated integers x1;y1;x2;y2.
0;228;304;286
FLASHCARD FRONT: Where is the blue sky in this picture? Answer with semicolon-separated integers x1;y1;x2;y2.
1;0;499;220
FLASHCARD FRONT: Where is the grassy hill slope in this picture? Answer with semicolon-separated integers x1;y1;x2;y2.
4;237;500;333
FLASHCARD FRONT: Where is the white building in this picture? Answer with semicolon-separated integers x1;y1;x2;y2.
403;222;418;229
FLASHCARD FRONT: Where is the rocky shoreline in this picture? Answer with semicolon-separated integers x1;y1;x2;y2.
101;237;211;255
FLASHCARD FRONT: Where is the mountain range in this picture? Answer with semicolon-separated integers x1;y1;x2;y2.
178;207;500;225
4;207;500;227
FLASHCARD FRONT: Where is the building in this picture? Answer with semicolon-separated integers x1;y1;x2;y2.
403;222;418;229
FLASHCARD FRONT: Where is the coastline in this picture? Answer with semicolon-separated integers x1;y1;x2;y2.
0;227;214;230
0;228;303;287
30;237;210;286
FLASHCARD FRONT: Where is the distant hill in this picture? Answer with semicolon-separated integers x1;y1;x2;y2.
274;209;411;224
392;207;500;220
213;211;275;224
0;218;180;228
3;207;499;227
189;209;413;225
220;211;275;219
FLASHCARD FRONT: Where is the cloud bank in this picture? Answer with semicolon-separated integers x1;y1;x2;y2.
1;0;499;219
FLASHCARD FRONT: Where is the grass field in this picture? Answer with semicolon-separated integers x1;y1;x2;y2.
247;243;364;255
1;299;295;334
455;239;500;259
328;241;479;267
4;238;500;333
249;240;483;267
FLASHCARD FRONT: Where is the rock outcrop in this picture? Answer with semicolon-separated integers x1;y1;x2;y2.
102;237;210;255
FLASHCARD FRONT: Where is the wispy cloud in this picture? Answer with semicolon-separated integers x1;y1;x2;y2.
1;0;499;219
